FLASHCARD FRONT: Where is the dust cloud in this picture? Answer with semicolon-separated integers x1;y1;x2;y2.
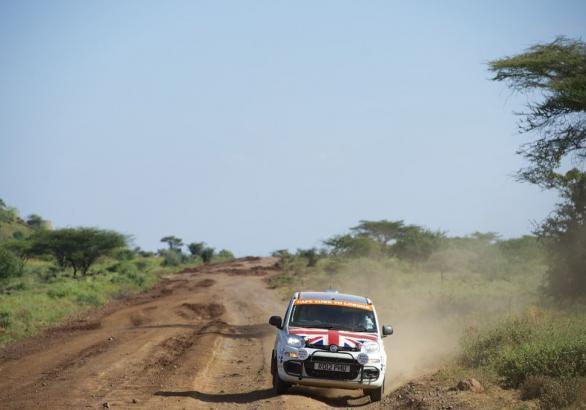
322;257;540;390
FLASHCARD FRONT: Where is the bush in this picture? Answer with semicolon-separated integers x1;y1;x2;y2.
497;336;586;387
201;247;215;264
0;248;23;279
216;249;234;260
74;291;104;306
296;248;320;267
160;249;185;267
113;249;135;261
187;242;205;257
134;259;150;271
127;271;146;287
0;310;11;328
109;261;138;276
47;286;71;299
462;313;586;389
462;318;534;368
520;375;580;409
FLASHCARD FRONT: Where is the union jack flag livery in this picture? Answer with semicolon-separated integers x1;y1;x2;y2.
289;327;378;349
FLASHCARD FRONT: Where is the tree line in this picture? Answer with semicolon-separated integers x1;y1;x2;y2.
158;235;233;266
0;200;234;280
276;219;541;278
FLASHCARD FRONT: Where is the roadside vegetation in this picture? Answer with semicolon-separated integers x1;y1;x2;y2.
0;199;234;347
269;217;584;407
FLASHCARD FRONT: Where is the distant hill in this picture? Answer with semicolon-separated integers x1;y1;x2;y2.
0;199;47;241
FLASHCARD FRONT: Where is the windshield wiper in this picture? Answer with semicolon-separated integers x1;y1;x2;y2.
350;326;369;332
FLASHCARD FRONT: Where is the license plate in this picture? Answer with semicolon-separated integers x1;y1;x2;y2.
314;362;351;372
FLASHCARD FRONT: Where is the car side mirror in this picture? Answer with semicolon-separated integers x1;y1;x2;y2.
382;325;393;337
269;315;282;328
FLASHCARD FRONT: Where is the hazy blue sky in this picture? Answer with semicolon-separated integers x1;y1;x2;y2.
1;1;585;255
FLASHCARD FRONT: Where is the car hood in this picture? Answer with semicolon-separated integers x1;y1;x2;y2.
288;327;378;349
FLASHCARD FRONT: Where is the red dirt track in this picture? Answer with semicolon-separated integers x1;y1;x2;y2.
0;258;378;409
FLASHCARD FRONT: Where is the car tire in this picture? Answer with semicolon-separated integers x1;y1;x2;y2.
272;358;289;394
368;381;384;402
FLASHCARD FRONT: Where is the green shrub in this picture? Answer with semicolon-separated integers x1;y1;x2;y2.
497;336;586;386
187;242;205;257
462;317;534;368
74;291;104;306
134;259;150;271
462;313;586;391
520;375;580;409
0;248;23;279
216;249;235;261
160;249;185;267
111;270;146;287
128;272;145;287
201;247;215;264
0;310;11;328
113;248;135;261
47;288;69;299
112;262;138;276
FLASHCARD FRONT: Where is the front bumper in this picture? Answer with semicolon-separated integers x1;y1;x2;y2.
277;349;384;389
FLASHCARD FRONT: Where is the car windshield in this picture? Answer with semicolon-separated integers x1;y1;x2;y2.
289;304;377;332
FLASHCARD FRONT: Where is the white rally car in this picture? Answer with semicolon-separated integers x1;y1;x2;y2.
269;290;393;402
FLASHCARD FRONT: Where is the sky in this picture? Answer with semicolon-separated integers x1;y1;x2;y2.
1;1;585;255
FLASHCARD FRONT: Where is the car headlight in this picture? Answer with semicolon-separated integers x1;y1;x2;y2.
362;342;380;354
286;335;305;348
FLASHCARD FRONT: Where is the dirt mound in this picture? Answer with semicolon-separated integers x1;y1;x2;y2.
129;312;152;326
55;319;102;332
145;332;198;372
237;256;262;262
383;379;469;409
193;279;216;288
223;266;274;276
177;303;225;320
193;320;273;339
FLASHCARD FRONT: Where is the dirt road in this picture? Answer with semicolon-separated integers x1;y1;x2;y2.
0;258;372;409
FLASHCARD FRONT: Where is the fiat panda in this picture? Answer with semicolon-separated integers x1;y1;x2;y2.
269;290;393;402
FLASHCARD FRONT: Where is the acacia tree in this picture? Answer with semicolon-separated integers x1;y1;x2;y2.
187;242;205;257
490;37;586;299
489;37;586;186
535;170;586;299
351;220;405;249
31;228;126;276
323;234;379;257
392;225;446;263
160;235;183;252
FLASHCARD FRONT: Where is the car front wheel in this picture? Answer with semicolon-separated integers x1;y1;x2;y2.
368;381;384;402
272;358;289;394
